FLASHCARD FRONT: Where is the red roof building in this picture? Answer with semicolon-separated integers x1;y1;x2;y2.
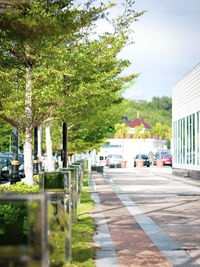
127;118;151;130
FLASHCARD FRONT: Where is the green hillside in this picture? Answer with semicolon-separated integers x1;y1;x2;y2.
124;96;172;128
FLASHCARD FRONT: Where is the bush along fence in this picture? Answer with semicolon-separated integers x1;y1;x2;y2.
0;159;86;267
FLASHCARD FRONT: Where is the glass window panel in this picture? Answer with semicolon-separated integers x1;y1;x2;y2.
181;119;183;164
183;118;185;164
193;114;195;165
48;193;71;265
173;121;177;163
178;120;180;164
0;194;46;267
190;115;192;164
187;116;190;164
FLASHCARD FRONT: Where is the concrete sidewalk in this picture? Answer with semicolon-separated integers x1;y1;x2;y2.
90;171;200;267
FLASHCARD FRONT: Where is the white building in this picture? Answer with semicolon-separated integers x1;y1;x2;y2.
172;63;200;178
96;118;167;167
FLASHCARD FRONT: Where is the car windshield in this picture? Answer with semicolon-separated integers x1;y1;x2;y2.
156;152;167;156
163;154;172;158
0;157;8;165
136;154;148;159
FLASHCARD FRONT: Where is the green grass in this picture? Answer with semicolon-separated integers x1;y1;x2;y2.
83;170;89;187
65;171;97;267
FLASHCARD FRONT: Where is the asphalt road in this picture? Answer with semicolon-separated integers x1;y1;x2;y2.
97;166;200;266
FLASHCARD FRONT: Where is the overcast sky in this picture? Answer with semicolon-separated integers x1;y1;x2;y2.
96;0;200;101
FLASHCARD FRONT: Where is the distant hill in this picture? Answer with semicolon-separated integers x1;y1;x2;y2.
123;96;172;128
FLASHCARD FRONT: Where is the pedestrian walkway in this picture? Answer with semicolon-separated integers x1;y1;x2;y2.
91;171;200;267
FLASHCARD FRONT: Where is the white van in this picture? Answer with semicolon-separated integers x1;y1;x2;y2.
96;155;108;166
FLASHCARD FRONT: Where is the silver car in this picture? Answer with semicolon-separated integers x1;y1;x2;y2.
108;154;122;168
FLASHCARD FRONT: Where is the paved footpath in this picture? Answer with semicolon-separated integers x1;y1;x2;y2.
90;170;200;267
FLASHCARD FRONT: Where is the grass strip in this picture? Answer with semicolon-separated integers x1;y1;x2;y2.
65;171;96;267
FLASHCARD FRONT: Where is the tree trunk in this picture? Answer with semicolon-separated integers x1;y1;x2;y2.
24;58;34;184
45;124;55;171
24;126;33;184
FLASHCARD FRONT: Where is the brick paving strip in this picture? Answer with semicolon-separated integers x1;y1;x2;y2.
91;172;200;267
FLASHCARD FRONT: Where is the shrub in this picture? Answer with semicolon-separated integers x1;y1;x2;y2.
0;182;39;194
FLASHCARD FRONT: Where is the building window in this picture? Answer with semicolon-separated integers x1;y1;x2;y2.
174;113;200;166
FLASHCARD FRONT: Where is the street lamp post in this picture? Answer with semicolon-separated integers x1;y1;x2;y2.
10;127;20;184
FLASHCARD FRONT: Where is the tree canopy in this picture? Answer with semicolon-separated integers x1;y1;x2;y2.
0;0;144;182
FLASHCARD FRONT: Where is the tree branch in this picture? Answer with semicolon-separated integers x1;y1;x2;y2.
32;106;54;128
0;102;24;129
0;114;23;130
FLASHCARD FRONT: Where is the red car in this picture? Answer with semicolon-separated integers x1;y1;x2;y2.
162;154;172;166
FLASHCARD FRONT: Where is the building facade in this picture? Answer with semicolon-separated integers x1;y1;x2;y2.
172;63;200;178
95;118;167;167
107;137;166;167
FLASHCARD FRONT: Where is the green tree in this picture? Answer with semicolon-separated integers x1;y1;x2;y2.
168;127;172;140
151;123;169;139
152;97;160;109
51;100;128;155
132;124;151;159
0;0;143;181
0;119;12;152
125;97;172;127
159;96;172;111
132;124;151;139
0;0;108;183
114;123;130;138
47;0;143;154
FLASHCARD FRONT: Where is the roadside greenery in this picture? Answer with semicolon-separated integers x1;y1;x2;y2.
65;188;96;267
0;182;39;193
65;170;97;266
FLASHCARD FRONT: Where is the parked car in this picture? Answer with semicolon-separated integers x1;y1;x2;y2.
107;154;122;168
154;151;168;165
3;151;25;178
134;154;150;167
0;154;11;180
162;154;172;166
